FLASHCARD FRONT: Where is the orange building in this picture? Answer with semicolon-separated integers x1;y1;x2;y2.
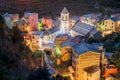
104;64;118;78
42;17;53;30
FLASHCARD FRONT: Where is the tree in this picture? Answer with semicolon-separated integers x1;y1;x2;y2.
11;26;24;43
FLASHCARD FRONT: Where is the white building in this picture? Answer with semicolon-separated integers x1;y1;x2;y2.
60;7;70;33
2;13;19;29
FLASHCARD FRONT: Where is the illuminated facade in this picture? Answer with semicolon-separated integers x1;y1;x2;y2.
24;12;38;31
80;13;101;27
104;17;120;32
71;43;103;80
60;7;69;33
42;17;53;30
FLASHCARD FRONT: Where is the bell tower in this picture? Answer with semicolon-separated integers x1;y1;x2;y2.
60;7;69;33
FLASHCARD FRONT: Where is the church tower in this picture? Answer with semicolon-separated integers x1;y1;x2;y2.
60;7;69;33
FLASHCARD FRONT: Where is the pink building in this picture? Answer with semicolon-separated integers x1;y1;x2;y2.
24;12;38;31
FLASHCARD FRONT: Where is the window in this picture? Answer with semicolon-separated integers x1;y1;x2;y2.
87;73;92;77
90;73;92;77
32;36;34;39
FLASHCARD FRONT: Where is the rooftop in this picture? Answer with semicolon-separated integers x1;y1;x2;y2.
91;29;99;35
110;16;120;22
2;13;18;17
48;27;60;34
72;26;89;36
82;13;101;19
61;41;75;48
16;19;26;24
76;21;93;31
105;64;117;70
73;42;102;55
71;16;80;21
61;7;69;14
31;31;42;35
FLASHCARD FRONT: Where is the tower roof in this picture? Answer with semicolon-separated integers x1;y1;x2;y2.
61;7;69;14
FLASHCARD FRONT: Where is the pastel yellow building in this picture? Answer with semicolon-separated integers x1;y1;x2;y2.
71;43;104;80
104;17;120;32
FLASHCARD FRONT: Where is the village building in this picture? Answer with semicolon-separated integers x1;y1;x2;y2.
2;13;19;29
70;21;101;40
15;19;30;32
104;64;118;78
23;12;38;31
70;16;80;27
80;13;102;27
70;43;104;80
42;17;53;30
103;17;120;32
60;7;70;34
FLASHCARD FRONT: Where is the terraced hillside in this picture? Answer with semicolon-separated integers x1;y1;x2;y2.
0;0;101;17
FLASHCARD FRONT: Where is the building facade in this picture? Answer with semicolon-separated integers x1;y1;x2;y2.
24;12;38;31
71;43;104;80
104;17;120;32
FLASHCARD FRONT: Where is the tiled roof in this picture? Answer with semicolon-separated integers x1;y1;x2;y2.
76;22;93;31
71;16;80;21
91;29;98;35
73;42;102;55
110;16;120;22
48;27;60;34
31;31;42;35
72;26;89;36
61;41;75;47
43;27;59;36
43;30;50;36
82;13;101;19
61;7;69;14
16;20;26;24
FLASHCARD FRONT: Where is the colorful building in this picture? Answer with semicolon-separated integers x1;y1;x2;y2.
24;12;38;31
104;17;120;32
15;19;30;32
42;17;53;30
104;64;118;78
71;43;104;80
